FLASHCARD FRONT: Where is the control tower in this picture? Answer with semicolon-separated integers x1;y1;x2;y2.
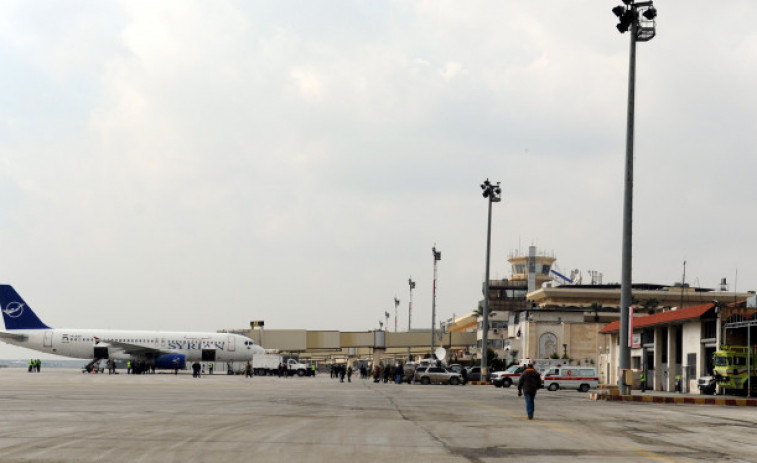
507;246;556;293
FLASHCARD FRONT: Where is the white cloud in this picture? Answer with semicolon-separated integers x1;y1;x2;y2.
290;68;324;100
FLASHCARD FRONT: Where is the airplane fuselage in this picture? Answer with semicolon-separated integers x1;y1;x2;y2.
3;328;260;364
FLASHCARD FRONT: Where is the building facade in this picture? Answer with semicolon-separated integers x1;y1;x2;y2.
599;299;757;392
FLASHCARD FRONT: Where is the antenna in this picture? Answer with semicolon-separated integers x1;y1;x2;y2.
680;260;687;308
735;268;739;304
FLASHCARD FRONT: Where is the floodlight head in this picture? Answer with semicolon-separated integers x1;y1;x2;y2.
621;0;632;4
642;6;657;20
483;190;489;198
616;11;634;33
612;5;626;18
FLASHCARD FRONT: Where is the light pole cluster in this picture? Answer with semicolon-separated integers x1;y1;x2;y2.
480;179;501;380
612;0;657;394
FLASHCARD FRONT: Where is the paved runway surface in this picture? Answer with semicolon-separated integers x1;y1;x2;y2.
0;368;755;462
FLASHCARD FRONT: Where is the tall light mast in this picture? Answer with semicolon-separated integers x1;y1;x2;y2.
612;0;657;394
431;246;441;356
408;277;415;360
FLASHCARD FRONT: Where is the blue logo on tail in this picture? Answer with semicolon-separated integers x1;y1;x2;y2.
0;285;51;330
3;302;25;318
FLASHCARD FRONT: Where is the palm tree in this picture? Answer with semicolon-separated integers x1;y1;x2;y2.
589;302;603;322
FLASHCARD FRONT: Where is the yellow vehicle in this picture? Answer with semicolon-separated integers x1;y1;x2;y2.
713;345;757;395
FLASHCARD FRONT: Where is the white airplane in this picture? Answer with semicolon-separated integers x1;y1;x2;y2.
0;285;264;371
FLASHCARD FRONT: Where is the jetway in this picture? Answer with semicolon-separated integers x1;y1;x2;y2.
222;328;476;361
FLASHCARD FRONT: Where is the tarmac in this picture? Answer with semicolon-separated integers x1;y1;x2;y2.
2;368;757;462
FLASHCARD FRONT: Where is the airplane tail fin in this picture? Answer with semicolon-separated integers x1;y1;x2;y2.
0;285;51;330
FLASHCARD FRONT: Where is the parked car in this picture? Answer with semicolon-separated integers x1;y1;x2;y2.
491;365;524;388
698;375;716;395
465;366;491;382
414;366;463;385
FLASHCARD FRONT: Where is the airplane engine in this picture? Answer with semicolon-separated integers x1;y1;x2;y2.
155;353;186;370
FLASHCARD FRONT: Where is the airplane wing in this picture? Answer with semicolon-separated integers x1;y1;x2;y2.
0;331;28;342
103;340;170;357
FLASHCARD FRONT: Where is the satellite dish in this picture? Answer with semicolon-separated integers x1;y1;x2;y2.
435;347;447;362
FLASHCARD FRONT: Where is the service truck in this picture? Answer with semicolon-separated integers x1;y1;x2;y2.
713;345;757;395
286;358;312;376
251;354;313;376
252;353;282;376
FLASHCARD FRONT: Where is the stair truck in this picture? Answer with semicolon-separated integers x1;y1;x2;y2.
712;345;757;395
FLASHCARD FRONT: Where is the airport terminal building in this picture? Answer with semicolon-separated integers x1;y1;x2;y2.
445;246;755;389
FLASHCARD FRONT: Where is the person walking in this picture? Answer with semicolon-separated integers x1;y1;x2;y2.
517;363;541;420
640;371;647;393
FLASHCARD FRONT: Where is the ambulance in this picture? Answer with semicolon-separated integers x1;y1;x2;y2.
492;358;567;388
542;366;599;392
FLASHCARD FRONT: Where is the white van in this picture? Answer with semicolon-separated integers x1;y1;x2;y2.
542;366;598;392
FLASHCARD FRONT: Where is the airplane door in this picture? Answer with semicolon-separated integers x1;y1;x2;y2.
227;335;236;352
43;331;53;348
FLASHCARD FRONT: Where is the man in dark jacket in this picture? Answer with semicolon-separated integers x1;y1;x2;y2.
517;363;541;420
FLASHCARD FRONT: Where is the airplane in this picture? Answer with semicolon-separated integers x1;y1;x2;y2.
0;285;264;371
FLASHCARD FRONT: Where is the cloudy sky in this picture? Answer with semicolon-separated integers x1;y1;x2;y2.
1;1;756;358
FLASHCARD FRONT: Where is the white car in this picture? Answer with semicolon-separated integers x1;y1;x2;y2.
413;366;464;385
491;365;524;388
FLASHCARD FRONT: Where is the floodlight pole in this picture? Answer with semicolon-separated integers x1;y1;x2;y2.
618;17;637;396
431;247;441;357
480;179;501;382
408;278;415;360
616;0;655;394
481;194;494;381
